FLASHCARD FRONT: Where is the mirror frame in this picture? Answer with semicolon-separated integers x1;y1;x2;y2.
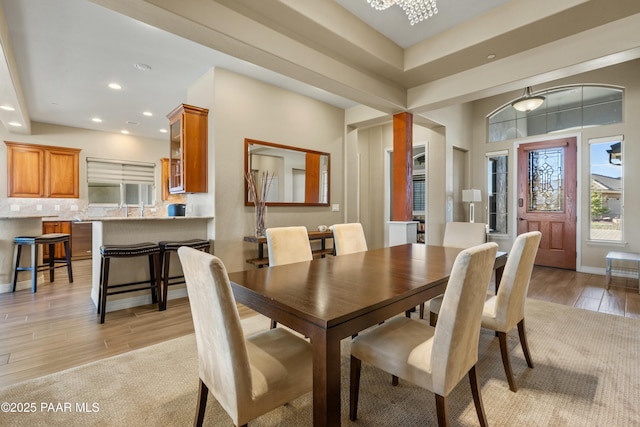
244;138;330;206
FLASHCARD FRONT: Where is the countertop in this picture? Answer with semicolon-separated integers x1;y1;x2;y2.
0;215;56;220
78;216;213;221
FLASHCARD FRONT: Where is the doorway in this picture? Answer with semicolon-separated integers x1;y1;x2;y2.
517;137;577;270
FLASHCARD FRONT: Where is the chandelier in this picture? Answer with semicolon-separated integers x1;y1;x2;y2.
367;0;438;26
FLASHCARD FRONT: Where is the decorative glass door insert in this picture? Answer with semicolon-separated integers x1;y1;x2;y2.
528;147;564;212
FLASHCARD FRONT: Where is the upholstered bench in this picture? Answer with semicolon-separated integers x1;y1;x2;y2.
98;242;161;323
158;239;210;310
12;233;73;293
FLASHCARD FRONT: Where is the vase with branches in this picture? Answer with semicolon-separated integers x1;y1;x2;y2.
246;171;275;237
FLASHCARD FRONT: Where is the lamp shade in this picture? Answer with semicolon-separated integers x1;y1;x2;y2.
462;189;481;203
512;86;545;112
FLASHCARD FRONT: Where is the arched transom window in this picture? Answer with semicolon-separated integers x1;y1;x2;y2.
487;85;623;143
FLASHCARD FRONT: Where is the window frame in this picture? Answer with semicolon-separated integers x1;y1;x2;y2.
588;136;624;242
486;150;509;235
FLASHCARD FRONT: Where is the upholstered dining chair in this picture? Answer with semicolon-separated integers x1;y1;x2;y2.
265;226;313;328
177;247;313;427
350;242;498;427
442;221;487;249
430;231;541;392
331;223;368;256
417;221;488;319
265;226;313;266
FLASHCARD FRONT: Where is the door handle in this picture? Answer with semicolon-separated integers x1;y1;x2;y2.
518;218;525;221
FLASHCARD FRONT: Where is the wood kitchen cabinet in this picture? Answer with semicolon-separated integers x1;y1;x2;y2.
167;104;208;194
5;142;80;198
42;220;72;261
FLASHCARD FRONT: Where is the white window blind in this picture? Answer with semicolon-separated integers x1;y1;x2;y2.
87;158;155;185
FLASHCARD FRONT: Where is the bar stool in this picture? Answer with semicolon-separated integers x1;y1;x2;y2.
12;233;73;293
158;239;210;310
98;242;161;324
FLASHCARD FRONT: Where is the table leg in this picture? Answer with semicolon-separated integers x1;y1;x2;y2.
605;258;611;289
494;265;505;295
311;331;342;426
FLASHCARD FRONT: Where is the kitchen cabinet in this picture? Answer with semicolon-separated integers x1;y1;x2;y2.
167;104;208;194
5;142;80;198
42;220;72;261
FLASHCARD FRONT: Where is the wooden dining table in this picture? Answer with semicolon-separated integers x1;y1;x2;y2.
228;243;507;426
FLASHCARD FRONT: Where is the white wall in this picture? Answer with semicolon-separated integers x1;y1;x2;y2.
208;69;345;273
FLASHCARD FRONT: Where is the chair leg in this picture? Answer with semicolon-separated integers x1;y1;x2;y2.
270;320;277;329
392;375;399;386
160;251;171;311
429;311;438;327
435;394;449;427
349;355;362;421
31;243;38;293
498;331;517;392
148;254;159;305
47;243;55;282
63;240;73;283
517;319;534;368
12;244;22;292
468;365;488;427
194;378;208;427
99;258;110;324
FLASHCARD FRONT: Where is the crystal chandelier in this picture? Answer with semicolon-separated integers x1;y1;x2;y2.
367;0;438;26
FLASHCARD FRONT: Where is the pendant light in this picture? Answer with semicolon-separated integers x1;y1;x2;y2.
511;86;545;112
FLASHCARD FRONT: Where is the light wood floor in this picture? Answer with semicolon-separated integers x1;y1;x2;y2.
1;259;639;387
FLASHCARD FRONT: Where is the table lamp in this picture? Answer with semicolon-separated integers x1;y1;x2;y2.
462;189;481;223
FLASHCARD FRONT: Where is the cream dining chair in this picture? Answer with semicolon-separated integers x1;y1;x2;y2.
177;247;313;427
417;221;487;319
350;242;498;427
330;223;368;256
266;226;313;266
430;231;542;392
265;226;313;328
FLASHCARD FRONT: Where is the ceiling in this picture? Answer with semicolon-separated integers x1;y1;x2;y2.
1;0;640;140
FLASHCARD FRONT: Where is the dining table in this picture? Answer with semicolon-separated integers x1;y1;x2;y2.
228;243;507;426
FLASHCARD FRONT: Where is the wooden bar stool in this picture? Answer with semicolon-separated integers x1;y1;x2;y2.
12;233;73;293
98;242;161;324
158;239;210;310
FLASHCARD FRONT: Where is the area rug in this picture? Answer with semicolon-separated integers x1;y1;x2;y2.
1;299;638;426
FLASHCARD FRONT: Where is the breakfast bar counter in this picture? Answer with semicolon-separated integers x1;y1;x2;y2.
90;216;213;312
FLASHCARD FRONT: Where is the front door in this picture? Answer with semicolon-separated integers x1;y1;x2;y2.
517;137;577;270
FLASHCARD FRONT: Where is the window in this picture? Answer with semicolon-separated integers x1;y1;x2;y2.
589;137;623;241
487;151;508;234
488;85;623;143
87;158;155;206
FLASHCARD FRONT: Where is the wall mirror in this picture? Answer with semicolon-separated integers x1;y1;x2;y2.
244;138;330;206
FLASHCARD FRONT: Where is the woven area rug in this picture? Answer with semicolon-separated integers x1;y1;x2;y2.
1;299;639;426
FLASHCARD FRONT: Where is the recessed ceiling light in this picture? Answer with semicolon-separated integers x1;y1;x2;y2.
108;83;122;90
0;105;15;111
143;111;153;117
134;63;152;71
121;130;129;134
126;120;139;125
487;54;496;60
8;121;22;127
159;129;168;133
92;117;102;123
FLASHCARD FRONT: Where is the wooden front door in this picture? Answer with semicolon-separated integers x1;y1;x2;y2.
517;137;577;270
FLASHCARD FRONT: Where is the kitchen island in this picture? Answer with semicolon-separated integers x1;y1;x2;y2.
0;215;53;293
90;216;212;312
